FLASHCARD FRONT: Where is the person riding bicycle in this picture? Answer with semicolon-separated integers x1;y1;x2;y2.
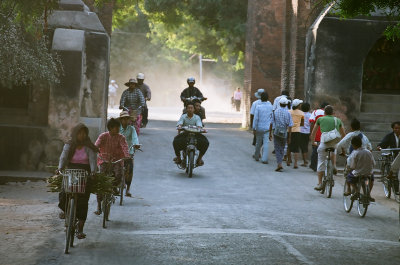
136;73;151;128
119;78;145;135
377;121;400;156
388;152;400;196
119;111;140;197
310;105;345;191
343;136;376;202
180;77;206;107
57;123;98;240
337;118;372;155
94;118;130;215
173;102;209;166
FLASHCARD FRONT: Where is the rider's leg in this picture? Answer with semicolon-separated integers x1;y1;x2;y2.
196;134;209;164
331;150;337;174
125;159;133;196
315;143;326;189
173;134;186;161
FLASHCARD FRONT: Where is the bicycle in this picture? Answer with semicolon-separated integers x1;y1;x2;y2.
343;173;372;217
97;154;129;228
379;148;400;203
61;169;87;254
320;147;335;198
124;144;142;197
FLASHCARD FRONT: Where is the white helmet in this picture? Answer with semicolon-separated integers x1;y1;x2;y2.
137;73;145;80
111;80;116;83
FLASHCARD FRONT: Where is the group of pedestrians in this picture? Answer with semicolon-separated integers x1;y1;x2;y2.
249;88;400;202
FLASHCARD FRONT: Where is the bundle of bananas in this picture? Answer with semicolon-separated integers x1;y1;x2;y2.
91;173;114;194
47;174;63;192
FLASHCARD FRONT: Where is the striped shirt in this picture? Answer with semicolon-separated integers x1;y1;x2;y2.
95;132;129;165
120;88;145;115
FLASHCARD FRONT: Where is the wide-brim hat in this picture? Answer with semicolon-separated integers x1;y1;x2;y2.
124;78;137;87
254;88;265;99
118;111;134;120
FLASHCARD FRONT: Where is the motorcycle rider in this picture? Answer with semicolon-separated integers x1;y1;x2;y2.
173;102;209;166
136;73;151;128
180;77;206;107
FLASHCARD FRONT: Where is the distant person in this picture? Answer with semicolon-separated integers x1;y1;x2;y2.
299;102;311;167
137;73;151;128
108;80;118;108
233;88;242;112
119;78;145;135
287;99;304;169
269;97;293;172
180;77;206;107
250;88;265;146
308;102;329;171
252;92;273;164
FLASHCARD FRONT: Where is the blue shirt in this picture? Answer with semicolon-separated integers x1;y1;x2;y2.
120;125;139;155
253;101;273;131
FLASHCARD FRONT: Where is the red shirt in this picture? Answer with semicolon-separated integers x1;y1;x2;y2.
95;132;129;165
309;109;325;142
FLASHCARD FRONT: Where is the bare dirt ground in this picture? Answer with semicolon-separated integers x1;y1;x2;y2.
0;180;59;265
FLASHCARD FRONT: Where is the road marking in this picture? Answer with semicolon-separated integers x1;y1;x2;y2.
119;228;399;245
270;235;314;265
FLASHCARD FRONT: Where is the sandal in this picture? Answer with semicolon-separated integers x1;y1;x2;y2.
275;167;283;172
94;210;102;215
126;191;132;197
59;212;65;219
196;159;204;166
76;232;86;239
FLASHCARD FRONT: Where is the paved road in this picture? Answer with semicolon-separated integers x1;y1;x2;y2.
34;121;399;264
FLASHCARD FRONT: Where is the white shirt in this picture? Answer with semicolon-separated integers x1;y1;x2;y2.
300;112;311;134
250;99;261;115
108;84;117;95
273;95;288;111
395;134;399;148
337;130;372;153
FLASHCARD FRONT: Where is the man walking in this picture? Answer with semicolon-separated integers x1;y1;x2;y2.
269;97;293;172
253;92;273;164
233;88;242;112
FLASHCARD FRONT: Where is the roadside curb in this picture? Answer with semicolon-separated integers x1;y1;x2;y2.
0;171;51;184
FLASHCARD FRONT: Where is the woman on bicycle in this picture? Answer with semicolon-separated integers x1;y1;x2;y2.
57;123;98;239
94;118;130;214
119;111;140;197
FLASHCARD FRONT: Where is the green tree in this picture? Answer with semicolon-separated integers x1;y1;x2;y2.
319;0;400;39
0;0;61;86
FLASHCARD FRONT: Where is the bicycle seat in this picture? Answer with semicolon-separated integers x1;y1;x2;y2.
325;148;335;152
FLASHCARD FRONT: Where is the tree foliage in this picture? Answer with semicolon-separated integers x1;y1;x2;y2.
319;0;400;40
0;0;61;86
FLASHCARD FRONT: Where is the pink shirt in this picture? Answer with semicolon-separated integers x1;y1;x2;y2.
70;147;89;164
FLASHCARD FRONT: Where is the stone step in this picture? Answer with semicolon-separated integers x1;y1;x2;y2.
362;93;400;103
361;131;388;142
361;122;393;132
360;102;400;113
358;113;400;123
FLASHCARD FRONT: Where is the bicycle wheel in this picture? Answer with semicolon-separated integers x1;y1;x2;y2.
325;160;333;198
120;174;125;206
65;197;75;254
343;181;353;213
382;164;391;198
357;181;369;217
188;150;194;178
102;196;108;229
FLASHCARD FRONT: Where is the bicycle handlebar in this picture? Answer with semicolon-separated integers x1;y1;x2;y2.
98;154;131;164
381;148;400;152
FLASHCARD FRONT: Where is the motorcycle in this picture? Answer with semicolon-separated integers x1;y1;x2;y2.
176;125;207;178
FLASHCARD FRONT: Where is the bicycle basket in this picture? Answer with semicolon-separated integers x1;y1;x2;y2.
62;169;87;194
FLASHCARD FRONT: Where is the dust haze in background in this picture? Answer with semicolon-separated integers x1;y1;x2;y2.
109;37;242;113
